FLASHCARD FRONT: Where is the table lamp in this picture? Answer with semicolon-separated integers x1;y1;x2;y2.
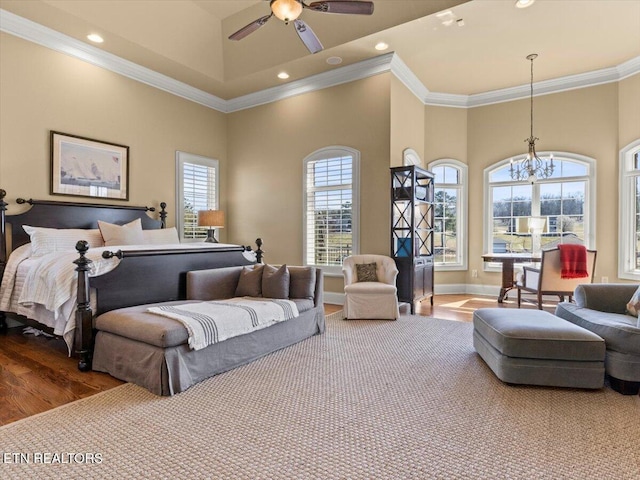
527;216;546;256
197;210;225;243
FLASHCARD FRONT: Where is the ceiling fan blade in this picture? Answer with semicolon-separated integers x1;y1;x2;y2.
293;19;323;54
306;1;374;15
228;14;272;41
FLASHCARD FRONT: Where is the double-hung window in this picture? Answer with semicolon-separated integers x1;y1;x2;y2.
484;153;595;263
428;159;468;270
303;147;359;274
176;151;219;242
619;139;640;280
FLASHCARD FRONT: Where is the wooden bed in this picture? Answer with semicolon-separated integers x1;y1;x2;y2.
0;189;263;371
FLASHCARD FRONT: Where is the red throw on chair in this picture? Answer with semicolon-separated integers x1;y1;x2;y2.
558;244;589;279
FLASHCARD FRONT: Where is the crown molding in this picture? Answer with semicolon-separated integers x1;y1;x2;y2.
2;8;639;112
0;9;227;111
226;52;395;113
466;61;637;108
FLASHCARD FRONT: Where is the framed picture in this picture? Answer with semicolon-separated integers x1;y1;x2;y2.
51;131;129;200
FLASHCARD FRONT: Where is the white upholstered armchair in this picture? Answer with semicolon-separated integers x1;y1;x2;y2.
342;254;400;320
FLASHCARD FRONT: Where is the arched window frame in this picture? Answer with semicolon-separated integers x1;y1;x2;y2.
428;158;468;271
483;152;596;271
302;146;360;276
619;138;640;280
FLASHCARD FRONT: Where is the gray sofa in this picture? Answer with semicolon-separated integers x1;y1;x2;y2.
555;284;640;395
92;265;325;395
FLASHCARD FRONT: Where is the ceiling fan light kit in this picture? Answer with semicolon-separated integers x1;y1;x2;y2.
229;0;374;54
271;0;303;23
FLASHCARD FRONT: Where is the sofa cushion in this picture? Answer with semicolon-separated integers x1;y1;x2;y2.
95;300;194;348
626;285;640;317
290;298;315;313
235;265;264;297
262;264;290;299
288;266;316;300
555;302;640;355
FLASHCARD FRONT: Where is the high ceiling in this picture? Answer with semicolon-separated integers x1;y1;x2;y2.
1;0;639;101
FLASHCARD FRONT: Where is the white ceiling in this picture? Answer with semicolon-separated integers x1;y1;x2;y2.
1;0;639;101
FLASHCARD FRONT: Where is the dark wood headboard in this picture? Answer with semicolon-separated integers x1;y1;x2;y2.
0;189;167;262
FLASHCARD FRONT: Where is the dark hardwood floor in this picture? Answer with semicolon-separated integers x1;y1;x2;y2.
0;293;557;425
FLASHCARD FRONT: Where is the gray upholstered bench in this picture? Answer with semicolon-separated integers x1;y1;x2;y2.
473;308;606;389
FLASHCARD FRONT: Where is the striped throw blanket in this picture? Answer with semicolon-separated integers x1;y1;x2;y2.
147;298;299;350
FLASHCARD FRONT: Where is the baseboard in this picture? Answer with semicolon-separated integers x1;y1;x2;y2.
323;284;502;305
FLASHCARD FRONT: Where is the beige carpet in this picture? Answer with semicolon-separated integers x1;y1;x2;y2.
2;315;639;479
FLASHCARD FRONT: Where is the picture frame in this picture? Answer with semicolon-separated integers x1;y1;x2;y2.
50;131;129;200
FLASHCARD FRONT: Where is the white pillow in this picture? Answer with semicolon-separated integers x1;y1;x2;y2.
22;225;104;258
626;285;640;318
98;218;144;246
141;227;180;245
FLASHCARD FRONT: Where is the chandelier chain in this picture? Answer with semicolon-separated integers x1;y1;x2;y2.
509;53;554;184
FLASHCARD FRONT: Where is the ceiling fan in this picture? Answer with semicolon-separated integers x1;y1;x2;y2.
229;0;375;54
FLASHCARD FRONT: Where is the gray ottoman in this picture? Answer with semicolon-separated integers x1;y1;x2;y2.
473;308;606;389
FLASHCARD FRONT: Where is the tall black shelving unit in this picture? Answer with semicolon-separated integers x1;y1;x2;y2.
390;165;435;313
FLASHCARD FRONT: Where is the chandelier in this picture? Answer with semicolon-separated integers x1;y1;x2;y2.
510;53;554;184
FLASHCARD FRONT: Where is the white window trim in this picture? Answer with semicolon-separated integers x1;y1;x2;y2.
428;158;468;271
483;151;596;272
175;151;219;243
302;146;360;276
618;138;640;280
403;148;422;167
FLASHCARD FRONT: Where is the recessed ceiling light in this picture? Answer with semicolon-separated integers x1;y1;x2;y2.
277;72;290;80
374;42;389;51
87;33;104;43
515;0;535;8
326;56;343;65
436;10;456;27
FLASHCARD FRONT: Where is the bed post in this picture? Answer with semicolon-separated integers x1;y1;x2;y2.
159;202;167;228
74;240;93;371
255;238;263;264
0;189;7;331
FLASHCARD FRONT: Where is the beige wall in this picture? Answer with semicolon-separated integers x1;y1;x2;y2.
423;105;468;286
390;76;425;167
0;33;228;233
227;74;392;293
467;83;621;286
2;30;637;297
619;74;640;148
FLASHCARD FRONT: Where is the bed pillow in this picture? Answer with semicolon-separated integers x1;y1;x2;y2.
289;266;316;300
235;265;264;297
262;264;290;299
356;262;378;282
626;286;640;318
22;225;104;257
98;219;144;246
141;227;179;245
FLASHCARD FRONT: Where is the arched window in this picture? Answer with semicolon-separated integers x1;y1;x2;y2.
428;159;468;270
303;146;360;274
619;139;640;280
484;153;595;262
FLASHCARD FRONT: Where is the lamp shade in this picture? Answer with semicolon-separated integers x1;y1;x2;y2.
198;210;225;228
271;0;303;22
527;216;546;233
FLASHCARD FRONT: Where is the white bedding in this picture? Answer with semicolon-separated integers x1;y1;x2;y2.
0;242;243;354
